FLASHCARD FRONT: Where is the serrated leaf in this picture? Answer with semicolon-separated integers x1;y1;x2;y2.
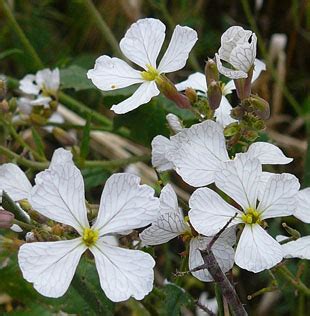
60;65;95;91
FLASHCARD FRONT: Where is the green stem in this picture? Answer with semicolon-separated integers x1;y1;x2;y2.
241;0;302;116
215;283;224;316
81;0;122;57
0;0;44;69
274;266;310;296
0;145;48;170
175;242;189;286
12;219;34;231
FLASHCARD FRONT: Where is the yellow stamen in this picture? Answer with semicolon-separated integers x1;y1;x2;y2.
82;228;99;247
242;207;262;225
141;64;160;81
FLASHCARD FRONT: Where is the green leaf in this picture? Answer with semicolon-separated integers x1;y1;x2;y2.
80;116;91;161
60;65;94;91
82;167;109;190
113;100;170;146
31;127;46;159
0;48;23;60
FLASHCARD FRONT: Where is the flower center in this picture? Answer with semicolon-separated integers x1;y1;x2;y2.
82;228;99;247
242;207;262;225
141;64;160;81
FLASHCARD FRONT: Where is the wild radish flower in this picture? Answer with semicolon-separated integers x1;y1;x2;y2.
153;120;292;186
189;154;300;272
175;59;266;127
279;236;310;260
215;26;257;79
140;184;235;282
19;68;60;107
293;188;310;223
18;150;159;301
87;18;198;114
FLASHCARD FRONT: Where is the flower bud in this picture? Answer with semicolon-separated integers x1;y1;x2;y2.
185;87;198;104
242;94;270;120
231;106;245;120
0;100;9;113
53;127;76;146
224;122;240;137
243;129;258;142
0;209;14;228
205;58;219;85
0;80;7;101
207;80;222;110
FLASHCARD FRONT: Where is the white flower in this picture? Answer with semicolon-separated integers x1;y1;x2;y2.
153;120;292;186
215;26;257;79
280;236;310;260
18;149;159;301
87;18;198;114
139;184;235;282
20;68;60;100
166;113;183;133
189;154;300;272
175;59;266;127
293;188;310;223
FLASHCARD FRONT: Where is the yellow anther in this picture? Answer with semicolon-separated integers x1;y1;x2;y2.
242;207;262;225
141;64;160;81
82;228;99;247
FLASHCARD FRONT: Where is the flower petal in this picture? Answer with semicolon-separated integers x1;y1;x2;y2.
91;241;155;302
92;173;159;235
175;72;207;93
19;74;40;95
258;173;300;219
49;147;73;169
18;238;86;298
120;18;166;69
252;59;266;82
30;161;89;234
189;236;235;282
159;184;180;215
294;188;310;223
151;135;175;172
36;68;60;94
246;142;292;165
111;81;159;114
189;187;240;236
215;53;247;79
281;236;310;259
87;56;143;91
235;224;282;272
158;25;198;73
167;120;229;187
215;154;261;209
0;163;32;201
214;96;237;128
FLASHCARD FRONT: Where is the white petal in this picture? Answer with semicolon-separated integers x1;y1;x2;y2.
36;68;60;94
175;72;207;93
92;173;159;235
214;96;237;128
229;34;257;73
189;187;241;236
120;18;166;69
49;148;73;169
139;211;187;245
17;97;33;114
0;163;32;201
30;162;89;234
30;96;52;107
246;142;292;165
257;171;274;201
252;59;266;82
159;184;180;215
258;173;300;219
216;154;261;209
235;224;282;272
151;135;175;172
294;188;310;223
111;81;159;114
189;236;235;282
91;241;155;302
19;74;40;95
18;238;86;298
87;56;143;91
167;120;229;187
281;236;310;259
166;113;183;133
222;80;235;95
215;53;247;79
10;224;23;232
158;25;198;73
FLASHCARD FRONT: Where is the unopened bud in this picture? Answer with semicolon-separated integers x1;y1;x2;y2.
205;58;219;85
9;98;17;113
166;113;183;133
231;106;245;120
207;80;222;110
0;100;9;113
185;87;198;104
25;232;37;242
242;95;270;120
53;127;76;146
156;76;191;109
0;209;14;228
30;113;48;125
0;80;7;101
224;122;240;137
253;119;266;131
282;222;301;240
243;129;258;142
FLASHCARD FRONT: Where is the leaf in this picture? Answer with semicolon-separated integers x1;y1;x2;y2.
60;65;95;91
113;100;170;146
0;49;23;61
31;127;46;159
80;116;91;161
82;167;110;190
